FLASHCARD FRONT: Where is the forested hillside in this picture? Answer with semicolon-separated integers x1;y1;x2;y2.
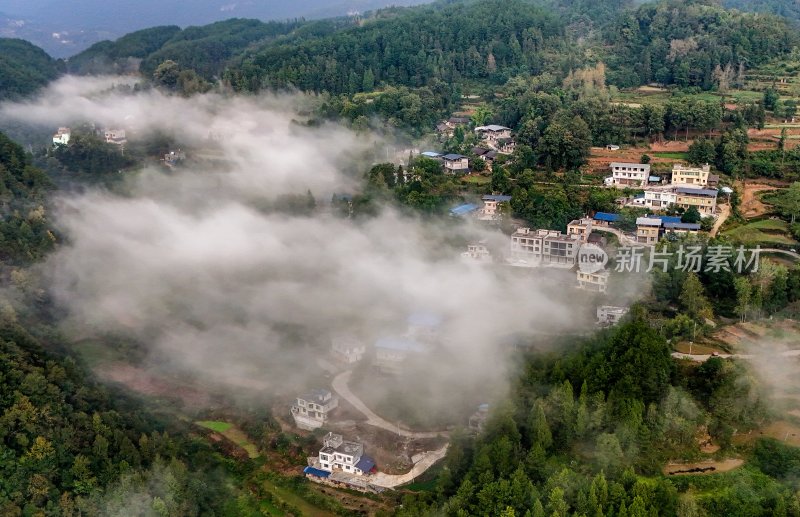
0;39;61;100
0;133;250;514
67;18;331;78
723;0;800;23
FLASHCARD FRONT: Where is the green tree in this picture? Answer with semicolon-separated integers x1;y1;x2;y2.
680;272;713;321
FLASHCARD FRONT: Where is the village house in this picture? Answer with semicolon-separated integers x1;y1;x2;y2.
472;146;498;165
510;228;582;267
567;218;594;243
164;150;186;167
462;242;492;262
636;217;662;244
52;127;71;146
373;336;426;374
479;194;512;220
675;187;718;216
643;188;678;210
475;125;512;146
316;432;375;476
291;389;339;430
663;221;701;236
468;404;490;433
446;116;470;129
495;137;516;154
671;164;711;187
592;212;621;227
449;203;480;217
103;129;127;145
597;306;629;326
607;162;651;188
577;269;610;293
421;151;442;159
442;153;470;174
331;335;366;364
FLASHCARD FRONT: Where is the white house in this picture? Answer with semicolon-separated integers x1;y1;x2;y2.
52;127;71;146
291;389;339;430
597;306;629;326
643;188;678;210
331;336;366;364
475;125;512;144
462;242;492;262
609;162;651;188
317;433;375;476
103;129;127;145
577;270;610;293
510;228;582;267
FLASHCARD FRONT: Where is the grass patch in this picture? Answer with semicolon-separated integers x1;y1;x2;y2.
262;478;339;517
196;421;260;458
196;420;233;433
652;152;688;160
460;174;490;185
722;219;797;246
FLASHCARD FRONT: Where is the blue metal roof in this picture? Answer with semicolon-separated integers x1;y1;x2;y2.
355;455;375;473
421;151;441;158
442;153;466;160
482;195;512;202
648;215;682;224
408;311;442;328
374;336;426;353
593;212;621;222
449;203;479;216
649;176;661;182
303;466;330;478
664;222;701;230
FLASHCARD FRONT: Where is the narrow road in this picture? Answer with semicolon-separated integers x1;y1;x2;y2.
710;203;730;237
331;370;447;439
369;444;449;488
761;248;800;260
672;349;800;363
594;227;638;247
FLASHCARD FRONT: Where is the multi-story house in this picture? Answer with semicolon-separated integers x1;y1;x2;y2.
291;389;339;430
317;433;375;476
597;306;629;326
52;127;71;146
577;270;610;293
567;218;593;243
479;195;512;220
103;129;127;145
475;125;512;144
442;154;469;174
643;189;678;210
331;336;366;364
510;228;582;267
671;164;711;187
675;187;718;215
636;217;662;244
609;162;651;187
462;242;492;262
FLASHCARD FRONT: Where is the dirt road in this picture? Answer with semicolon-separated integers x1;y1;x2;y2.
369;444;449;488
740;181;781;218
710;203;730;237
331;370;447;439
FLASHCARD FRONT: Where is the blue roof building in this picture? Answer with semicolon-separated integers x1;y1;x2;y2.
648;215;682;224
482;195;512;202
449;203;479;217
355;455;376;473
593;212;621;223
303;466;331;478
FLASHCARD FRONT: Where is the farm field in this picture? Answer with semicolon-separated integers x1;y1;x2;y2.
722;218;797;247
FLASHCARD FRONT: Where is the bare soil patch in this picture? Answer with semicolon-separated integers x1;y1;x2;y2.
664;458;744;476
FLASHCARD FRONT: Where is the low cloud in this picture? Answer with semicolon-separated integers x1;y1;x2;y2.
3;77;589;418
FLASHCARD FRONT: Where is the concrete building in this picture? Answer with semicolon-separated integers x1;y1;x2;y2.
671;164;711;187
462;242;492;262
636;217;662;244
675;187;718;216
331;336;366;364
374;336;426;374
597;306;629;326
567;218;594;243
510;228;582;267
475;125;512;144
609;162;651;188
577;270;610;293
52;127;71;146
442;154;469;174
291;389;339;430
468;404;490;433
643;189;678;210
164;150;186;167
663;221;701;236
317;432;375;476
592;212;621;226
103;129;127;145
479;195;512;220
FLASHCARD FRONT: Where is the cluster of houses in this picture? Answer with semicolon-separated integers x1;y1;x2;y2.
427;119;516;175
608;162;720;217
51;126;128;147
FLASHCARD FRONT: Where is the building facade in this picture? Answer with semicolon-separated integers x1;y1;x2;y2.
636;217;662;244
52;127;71;146
317;433;375;476
291;389;339;430
577;270;610;293
510;228;581;267
671;164;711;187
331;336;366;364
610;162;651;187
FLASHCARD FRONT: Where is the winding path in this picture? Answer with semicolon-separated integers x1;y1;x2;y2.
761;248;800;260
710;203;730;238
369;444;449;488
672;349;800;363
331;370;447;439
